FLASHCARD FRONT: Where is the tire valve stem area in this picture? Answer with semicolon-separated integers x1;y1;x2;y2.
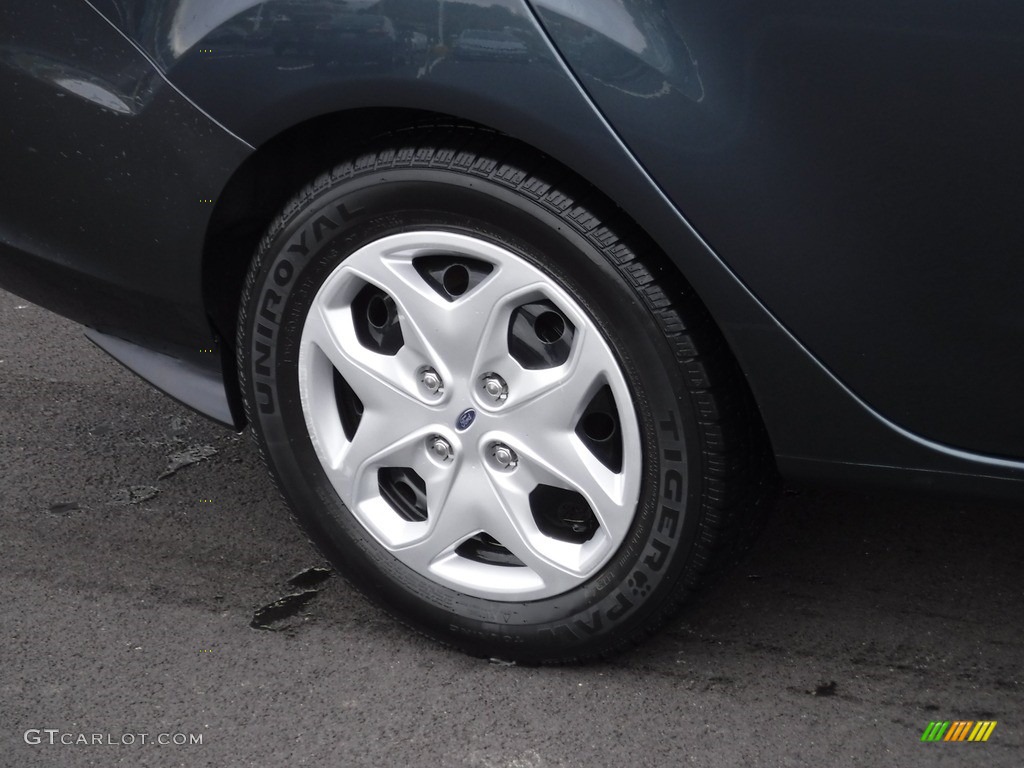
530;485;599;544
378;467;429;522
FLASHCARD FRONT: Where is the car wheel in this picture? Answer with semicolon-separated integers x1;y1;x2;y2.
238;129;772;662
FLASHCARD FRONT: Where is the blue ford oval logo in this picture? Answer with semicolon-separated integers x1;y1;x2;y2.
456;408;477;431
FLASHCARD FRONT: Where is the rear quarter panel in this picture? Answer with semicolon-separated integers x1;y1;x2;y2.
79;0;1024;495
533;0;1024;460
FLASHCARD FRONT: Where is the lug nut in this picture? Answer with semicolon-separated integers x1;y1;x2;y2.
430;436;454;462
491;443;518;470
481;373;508;402
420;367;443;395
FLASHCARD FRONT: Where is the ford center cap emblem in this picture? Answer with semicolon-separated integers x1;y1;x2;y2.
456;408;477;431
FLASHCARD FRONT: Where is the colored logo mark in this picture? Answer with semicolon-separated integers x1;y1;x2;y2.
921;721;997;742
456;408;476;431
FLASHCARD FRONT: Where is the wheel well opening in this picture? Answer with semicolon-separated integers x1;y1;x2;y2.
204;109;772;469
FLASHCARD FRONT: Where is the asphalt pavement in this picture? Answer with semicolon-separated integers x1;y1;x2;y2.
1;288;1021;767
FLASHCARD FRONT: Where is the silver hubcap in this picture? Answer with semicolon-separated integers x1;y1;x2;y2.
298;231;642;601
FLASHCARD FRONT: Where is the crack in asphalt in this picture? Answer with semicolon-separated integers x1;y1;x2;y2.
250;568;334;631
250;590;321;631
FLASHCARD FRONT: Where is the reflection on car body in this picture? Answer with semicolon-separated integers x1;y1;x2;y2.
453;29;529;62
312;13;396;69
268;3;395;70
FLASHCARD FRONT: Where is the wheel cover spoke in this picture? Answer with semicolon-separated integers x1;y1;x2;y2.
390;461;491;573
302;298;428;409
298;231;643;601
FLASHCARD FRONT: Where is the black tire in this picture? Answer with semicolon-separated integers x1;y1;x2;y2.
238;128;773;662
